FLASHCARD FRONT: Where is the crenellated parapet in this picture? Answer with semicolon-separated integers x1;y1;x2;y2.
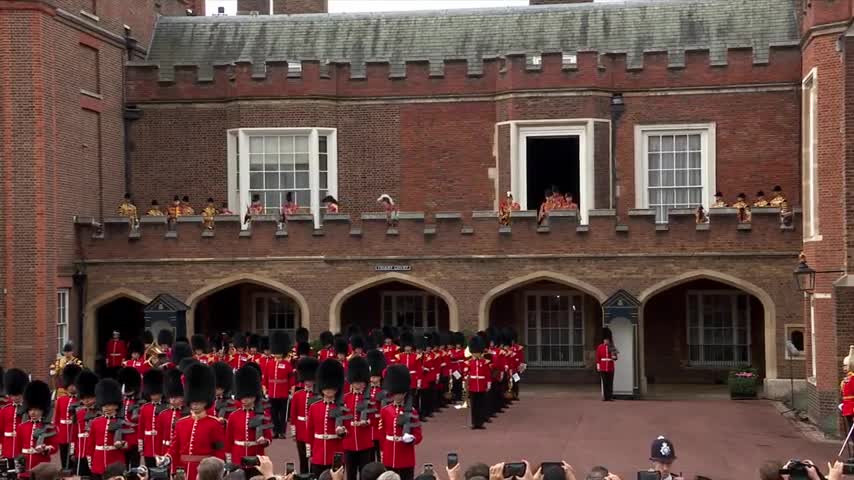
74;207;801;261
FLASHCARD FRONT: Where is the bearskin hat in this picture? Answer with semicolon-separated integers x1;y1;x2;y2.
23;381;51;414
233;334;246;349
346;325;362;340
176;336;189;345
164;369;184;399
95;378;123;407
191;334;208;353
270;331;291;356
453;332;465;346
248;334;260;350
171;341;193;366
415;335;427;351
602;327;613;342
316;359;345;393
63;342;75;353
4;368;28;396
400;331;414;349
295;327;309;344
296;341;311;357
347;356;370;385
431;331;442;348
75;370;99;399
62;363;82;389
184;363;215;408
370;330;384;349
469;335;485;354
297;357;319;383
128;338;145;356
235;365;262;400
142;369;164;399
382;326;396;341
157;329;174;347
383;365;411;395
118;366;141;393
244;361;262;379
178;357;199;373
319;331;333;347
366;349;386;377
350;335;366;352
143;330;154;345
334;337;349;356
212;362;234;394
259;336;270;351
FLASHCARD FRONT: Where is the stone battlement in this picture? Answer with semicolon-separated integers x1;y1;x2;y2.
74;207;801;261
126;47;801;103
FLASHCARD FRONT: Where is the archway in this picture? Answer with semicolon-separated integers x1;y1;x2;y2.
481;272;605;379
640;275;769;388
186;274;309;339
330;273;459;333
83;288;151;369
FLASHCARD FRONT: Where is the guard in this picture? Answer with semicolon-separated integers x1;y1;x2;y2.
118;367;142;468
290;357;319;474
465;336;491;430
73;370;99;477
138;369;166;468
156;370;186;460
366;349;387;461
379;365;422;480
17;381;57;475
1;369;29;461
226;365;272;464
54;364;82;472
307;359;346;477
595;328;618;401
266;331;293;439
88;378;131;477
343;356;373;480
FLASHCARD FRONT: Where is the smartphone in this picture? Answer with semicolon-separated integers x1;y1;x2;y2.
503;463;526;478
241;457;260;468
637;472;661;480
333;452;344;471
286;463;295;475
540;463;562;473
447;454;459;469
423;464;434;475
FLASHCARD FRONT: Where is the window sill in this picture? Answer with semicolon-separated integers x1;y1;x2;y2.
784;354;806;361
80;10;100;22
80;89;103;100
804;235;823;243
684;364;751;370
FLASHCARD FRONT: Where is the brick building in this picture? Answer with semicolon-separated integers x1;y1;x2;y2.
5;0;854;431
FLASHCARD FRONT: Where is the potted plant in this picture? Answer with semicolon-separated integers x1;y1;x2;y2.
728;368;759;399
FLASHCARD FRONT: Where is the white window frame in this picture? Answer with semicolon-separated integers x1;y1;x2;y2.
784;323;806;360
634;123;716;222
227;128;338;229
685;289;751;367
57;289;70;357
509;120;595;224
251;292;299;337
380;291;439;336
523;290;585;368
802;68;820;241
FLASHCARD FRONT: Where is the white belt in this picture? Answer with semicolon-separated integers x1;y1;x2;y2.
4;432;15;437
409;371;416;374
470;376;485;379
109;353;123;356
78;433;89;438
144;430;158;436
385;435;404;442
21;448;39;454
297;416;306;421
95;445;117;451
59;420;73;425
314;434;338;440
163;441;171;446
234;440;260;447
600;358;614;362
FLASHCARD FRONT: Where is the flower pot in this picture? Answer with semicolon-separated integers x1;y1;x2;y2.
728;370;759;400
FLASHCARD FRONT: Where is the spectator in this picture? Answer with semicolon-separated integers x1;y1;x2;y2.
649;436;681;480
198;458;226;480
319;470;334;480
758;460;783;480
465;463;490;480
29;463;61;480
378;472;401;480
415;475;434;480
362;462;388;480
104;462;126;480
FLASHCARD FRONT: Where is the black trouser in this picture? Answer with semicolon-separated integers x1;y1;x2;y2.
600;371;614;401
392;467;414;480
75;457;92;477
512;378;520;400
59;444;72;470
470;391;487;428
297;441;310;474
418;389;432;418
312;464;332;478
144;457;158;469
125;449;141;468
270;397;289;436
845;416;854;456
346;449;374;480
452;378;462;402
373;440;381;462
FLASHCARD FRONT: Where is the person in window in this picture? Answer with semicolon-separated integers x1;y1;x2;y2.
753;190;769;208
146;200;164;216
595;328;617;402
323;195;340;214
564;193;578;210
167;196;183;228
201;198;218;230
377;194;399;227
181;195;195;215
712;191;728;208
732;193;751;224
218;202;234;215
498;192;520;226
551;186;567;209
245;194;264;225
537;188;554;226
770;185;793;226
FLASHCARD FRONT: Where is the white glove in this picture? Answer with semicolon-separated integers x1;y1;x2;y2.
402;433;415;444
306;445;312;458
416;379;422;389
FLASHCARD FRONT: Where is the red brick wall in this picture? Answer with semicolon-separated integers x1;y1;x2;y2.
273;0;328;14
237;0;270;14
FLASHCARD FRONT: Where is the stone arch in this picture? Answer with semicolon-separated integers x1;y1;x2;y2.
638;269;778;380
329;273;460;333
185;273;310;336
83;288;152;367
478;271;609;331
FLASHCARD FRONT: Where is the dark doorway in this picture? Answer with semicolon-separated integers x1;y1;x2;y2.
195;286;242;335
340;281;450;335
97;298;146;375
526;136;580;209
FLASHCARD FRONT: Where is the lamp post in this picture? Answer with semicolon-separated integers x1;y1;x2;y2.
792;254;844;293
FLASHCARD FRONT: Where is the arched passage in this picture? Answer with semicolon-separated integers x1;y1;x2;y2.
639;270;776;387
186;274;310;338
479;271;607;372
83;288;151;370
329;273;459;333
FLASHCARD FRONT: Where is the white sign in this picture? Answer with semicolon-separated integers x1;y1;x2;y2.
375;265;411;272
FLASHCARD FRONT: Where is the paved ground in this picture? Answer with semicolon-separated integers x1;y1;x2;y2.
266;385;839;480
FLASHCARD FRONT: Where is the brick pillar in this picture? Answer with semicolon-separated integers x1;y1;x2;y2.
273;0;328;14
529;0;593;5
237;0;270;15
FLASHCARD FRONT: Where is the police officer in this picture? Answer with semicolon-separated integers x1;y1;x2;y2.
648;436;682;480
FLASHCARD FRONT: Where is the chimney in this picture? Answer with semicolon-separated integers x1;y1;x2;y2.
529;0;593;4
236;0;270;15
273;0;328;15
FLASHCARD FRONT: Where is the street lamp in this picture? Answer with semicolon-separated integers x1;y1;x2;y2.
793;254;844;293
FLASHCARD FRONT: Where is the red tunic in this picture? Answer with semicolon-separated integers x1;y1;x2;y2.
396;353;422;389
194;354;217;365
74;407;97;461
265;357;293;399
53;395;76;446
289;389;315;443
595;343;616;373
123;359;151;376
138;402;164;458
368;385;384;442
307;400;343;466
122;397;140;453
464;358;491;393
382;344;399;365
106;340;128;368
318;347;335;362
15;420;58;474
379;403;422;469
228;353;253;371
166;415;226;480
0;403;23;458
86;415;129;475
343;390;373;452
842;372;854;416
225;408;272;462
156;407;184;457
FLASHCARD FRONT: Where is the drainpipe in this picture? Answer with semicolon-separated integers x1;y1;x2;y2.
72;270;87;359
609;93;625;210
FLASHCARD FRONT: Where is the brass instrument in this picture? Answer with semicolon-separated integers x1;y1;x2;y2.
144;342;164;367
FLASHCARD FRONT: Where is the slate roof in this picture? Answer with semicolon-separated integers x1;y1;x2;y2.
145;0;800;77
